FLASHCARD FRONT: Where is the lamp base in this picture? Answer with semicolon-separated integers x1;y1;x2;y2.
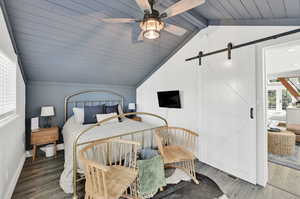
43;117;52;128
126;111;136;119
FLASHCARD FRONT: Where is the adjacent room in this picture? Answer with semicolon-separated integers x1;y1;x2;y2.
266;40;300;170
0;0;300;199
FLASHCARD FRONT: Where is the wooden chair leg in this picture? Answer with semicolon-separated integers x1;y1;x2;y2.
53;141;57;158
32;145;37;161
187;160;199;184
193;177;199;184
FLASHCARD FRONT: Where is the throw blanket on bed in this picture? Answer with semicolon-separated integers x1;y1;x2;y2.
137;155;166;198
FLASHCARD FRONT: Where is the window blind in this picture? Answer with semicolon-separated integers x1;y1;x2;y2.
0;52;16;119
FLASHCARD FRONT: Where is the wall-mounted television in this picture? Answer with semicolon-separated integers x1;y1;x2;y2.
157;90;181;108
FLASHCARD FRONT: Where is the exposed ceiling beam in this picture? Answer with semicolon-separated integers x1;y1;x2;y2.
160;0;208;28
209;18;300;26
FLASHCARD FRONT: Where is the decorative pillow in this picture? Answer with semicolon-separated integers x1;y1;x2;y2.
83;105;104;125
96;113;118;123
105;104;122;122
105;104;119;114
73;107;84;124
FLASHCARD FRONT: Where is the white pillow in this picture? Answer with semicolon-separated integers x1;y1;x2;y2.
96;113;118;123
73;107;84;124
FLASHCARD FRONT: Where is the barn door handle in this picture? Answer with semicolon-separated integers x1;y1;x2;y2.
250;107;254;119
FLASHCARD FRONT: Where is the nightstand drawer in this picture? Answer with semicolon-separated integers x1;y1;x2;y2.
31;127;59;145
125;115;142;122
131;116;142;122
31;133;58;144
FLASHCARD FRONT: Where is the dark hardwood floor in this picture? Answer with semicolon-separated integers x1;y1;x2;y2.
12;150;300;199
12;151;84;199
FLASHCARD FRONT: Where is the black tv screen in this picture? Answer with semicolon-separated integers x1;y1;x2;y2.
157;90;181;108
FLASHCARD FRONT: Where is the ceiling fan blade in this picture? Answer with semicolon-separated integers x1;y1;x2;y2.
164;23;187;36
160;0;205;18
135;0;152;13
101;18;138;23
132;24;144;43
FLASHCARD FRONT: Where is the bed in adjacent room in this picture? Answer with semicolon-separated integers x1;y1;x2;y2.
59;90;168;195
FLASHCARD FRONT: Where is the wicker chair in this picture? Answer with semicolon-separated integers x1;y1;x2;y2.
79;138;140;199
155;127;199;184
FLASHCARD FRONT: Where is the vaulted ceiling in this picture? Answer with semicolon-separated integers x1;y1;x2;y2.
2;0;300;86
266;39;300;76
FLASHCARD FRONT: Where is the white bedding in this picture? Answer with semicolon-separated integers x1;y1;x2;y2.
59;116;154;193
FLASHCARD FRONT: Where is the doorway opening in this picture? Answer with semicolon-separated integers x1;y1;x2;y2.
264;39;300;170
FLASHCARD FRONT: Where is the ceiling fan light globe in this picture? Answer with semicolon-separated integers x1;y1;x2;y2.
144;30;160;39
140;18;164;40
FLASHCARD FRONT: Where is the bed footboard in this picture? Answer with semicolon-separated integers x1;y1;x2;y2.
72;112;168;199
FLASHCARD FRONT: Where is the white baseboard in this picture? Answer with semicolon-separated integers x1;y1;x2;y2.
25;150;32;158
25;143;64;158
4;153;25;199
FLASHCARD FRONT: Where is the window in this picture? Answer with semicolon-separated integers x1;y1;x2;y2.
0;52;16;119
282;89;292;110
268;90;276;110
269;79;280;84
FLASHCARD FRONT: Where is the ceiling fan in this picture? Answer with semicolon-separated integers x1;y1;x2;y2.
101;0;205;40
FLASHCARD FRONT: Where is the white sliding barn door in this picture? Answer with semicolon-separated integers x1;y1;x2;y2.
198;46;257;183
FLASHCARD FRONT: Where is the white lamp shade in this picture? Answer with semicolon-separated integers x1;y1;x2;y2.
41;106;55;117
128;103;136;110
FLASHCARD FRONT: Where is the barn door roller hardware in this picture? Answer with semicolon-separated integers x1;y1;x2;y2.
185;28;300;66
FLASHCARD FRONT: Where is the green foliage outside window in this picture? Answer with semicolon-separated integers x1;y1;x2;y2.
282;89;292;110
268;90;276;110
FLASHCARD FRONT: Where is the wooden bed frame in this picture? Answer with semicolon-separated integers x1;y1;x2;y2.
63;90;168;199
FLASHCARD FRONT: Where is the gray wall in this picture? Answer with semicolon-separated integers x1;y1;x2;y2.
26;81;136;149
26;81;136;126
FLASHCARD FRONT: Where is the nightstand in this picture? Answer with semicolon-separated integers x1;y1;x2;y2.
129;116;142;122
31;126;59;160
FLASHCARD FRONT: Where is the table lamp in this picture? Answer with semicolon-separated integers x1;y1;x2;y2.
128;103;136;112
41;106;55;128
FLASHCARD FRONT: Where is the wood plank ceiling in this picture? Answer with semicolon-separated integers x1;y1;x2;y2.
3;0;300;86
196;0;300;25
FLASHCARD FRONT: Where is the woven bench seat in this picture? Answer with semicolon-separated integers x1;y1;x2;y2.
268;130;296;155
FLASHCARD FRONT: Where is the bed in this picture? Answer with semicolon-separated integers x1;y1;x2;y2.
58;90;168;198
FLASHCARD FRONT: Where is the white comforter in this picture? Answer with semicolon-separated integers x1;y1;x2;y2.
59;116;153;193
